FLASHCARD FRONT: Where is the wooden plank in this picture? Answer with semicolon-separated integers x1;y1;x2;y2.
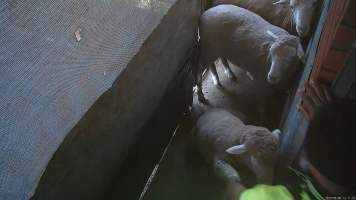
311;0;350;81
322;49;348;71
319;67;338;83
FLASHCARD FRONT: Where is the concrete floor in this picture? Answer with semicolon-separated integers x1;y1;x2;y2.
142;60;289;200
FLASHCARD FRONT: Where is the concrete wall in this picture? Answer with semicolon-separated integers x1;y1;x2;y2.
31;1;200;200
0;0;201;199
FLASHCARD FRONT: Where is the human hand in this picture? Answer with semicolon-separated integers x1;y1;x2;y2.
297;81;334;121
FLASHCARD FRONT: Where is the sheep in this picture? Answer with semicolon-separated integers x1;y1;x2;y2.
196;5;304;102
209;0;319;85
212;0;320;38
194;108;280;198
210;0;320;85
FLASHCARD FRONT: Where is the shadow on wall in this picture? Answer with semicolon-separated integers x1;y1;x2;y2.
106;62;193;200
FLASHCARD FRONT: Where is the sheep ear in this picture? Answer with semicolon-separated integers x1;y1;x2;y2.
273;0;289;5
272;129;281;141
226;144;247;155
297;43;305;63
266;30;279;40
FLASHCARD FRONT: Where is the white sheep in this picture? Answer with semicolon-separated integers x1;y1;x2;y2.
210;0;319;84
212;0;320;38
196;5;304;102
194;108;280;199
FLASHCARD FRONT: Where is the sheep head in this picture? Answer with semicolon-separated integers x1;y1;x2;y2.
273;0;320;37
226;127;280;183
266;30;304;87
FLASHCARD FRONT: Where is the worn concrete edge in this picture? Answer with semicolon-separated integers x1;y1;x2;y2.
30;0;200;199
27;7;172;199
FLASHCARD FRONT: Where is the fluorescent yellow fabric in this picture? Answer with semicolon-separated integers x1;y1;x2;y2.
301;191;311;200
240;184;294;200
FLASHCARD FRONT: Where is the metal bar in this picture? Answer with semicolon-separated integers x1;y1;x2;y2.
279;0;330;169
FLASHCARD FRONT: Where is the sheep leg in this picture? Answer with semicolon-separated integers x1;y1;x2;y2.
196;64;208;103
221;58;236;81
245;71;254;81
210;63;223;87
214;160;245;200
226;181;246;200
214;159;241;183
